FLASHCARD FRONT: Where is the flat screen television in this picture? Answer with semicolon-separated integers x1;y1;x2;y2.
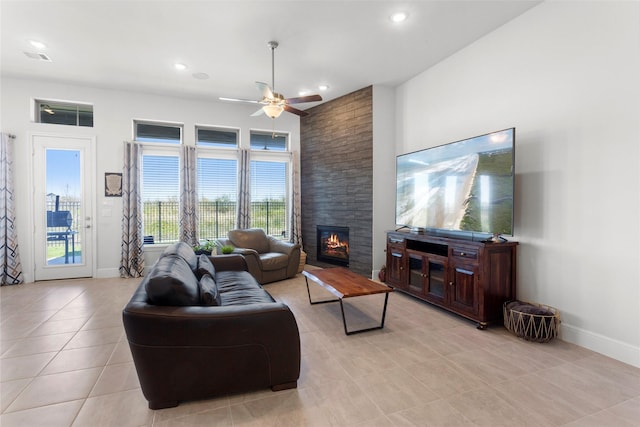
395;128;515;237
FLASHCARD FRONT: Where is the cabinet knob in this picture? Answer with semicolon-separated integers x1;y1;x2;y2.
460;252;465;256
449;281;454;286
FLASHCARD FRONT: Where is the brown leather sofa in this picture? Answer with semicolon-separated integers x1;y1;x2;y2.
122;242;301;409
220;228;301;284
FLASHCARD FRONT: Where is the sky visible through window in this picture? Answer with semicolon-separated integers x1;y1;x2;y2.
46;149;80;199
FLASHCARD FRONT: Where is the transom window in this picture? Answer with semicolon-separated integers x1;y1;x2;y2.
250;131;287;151
35;99;93;127
135;121;182;144
197;127;238;148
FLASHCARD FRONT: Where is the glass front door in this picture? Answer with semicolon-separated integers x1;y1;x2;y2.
34;135;94;280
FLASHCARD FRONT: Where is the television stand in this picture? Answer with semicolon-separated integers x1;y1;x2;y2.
385;231;518;329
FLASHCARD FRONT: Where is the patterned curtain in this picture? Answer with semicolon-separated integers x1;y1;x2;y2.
179;145;198;245
120;141;145;278
236;149;251;229
1;133;23;285
290;150;303;246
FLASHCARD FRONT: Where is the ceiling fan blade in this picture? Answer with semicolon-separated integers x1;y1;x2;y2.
255;82;274;100
219;97;260;104
251;107;265;117
285;94;323;104
284;104;309;117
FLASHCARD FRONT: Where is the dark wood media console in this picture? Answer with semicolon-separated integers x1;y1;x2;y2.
385;231;518;329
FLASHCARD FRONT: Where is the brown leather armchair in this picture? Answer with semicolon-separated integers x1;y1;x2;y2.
221;228;301;284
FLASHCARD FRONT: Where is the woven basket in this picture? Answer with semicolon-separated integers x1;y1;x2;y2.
503;301;560;343
297;250;307;274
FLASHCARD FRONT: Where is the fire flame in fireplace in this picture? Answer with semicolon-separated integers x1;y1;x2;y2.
323;233;349;259
327;233;343;249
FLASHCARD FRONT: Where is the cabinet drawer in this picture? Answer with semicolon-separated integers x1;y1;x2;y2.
451;247;478;260
388;236;406;246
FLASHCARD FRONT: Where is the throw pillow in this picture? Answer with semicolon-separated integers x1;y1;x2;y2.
199;273;221;306
196;254;216;279
162;241;198;271
145;254;200;306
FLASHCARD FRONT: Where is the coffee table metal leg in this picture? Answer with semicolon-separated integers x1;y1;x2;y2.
340;292;390;336
305;277;339;305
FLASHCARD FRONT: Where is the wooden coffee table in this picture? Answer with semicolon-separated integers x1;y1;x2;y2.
302;267;393;335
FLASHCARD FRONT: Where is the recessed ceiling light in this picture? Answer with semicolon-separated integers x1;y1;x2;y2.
318;85;329;91
390;12;408;23
174;63;187;71
298;90;308;96
29;40;46;50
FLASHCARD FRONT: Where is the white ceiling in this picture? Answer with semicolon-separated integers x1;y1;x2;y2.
1;0;540;109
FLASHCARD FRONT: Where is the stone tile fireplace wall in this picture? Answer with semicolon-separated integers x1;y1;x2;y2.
300;86;373;276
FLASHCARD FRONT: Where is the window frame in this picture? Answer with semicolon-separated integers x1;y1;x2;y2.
249;130;289;151
249;130;292;239
134;119;183;144
34;98;94;127
135;120;184;245
196;125;240;149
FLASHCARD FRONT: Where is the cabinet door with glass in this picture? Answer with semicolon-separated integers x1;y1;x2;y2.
407;251;447;303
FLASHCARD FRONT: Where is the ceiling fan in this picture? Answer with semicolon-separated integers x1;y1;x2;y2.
219;41;322;118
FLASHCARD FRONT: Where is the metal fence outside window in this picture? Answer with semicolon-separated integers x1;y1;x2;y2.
143;200;287;244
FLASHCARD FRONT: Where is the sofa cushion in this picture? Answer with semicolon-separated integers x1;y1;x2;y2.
145;254;200;306
199;273;221;306
162;241;198;271
216;271;263;293
259;252;289;271
220;287;275;305
196;254;216;279
228;228;270;254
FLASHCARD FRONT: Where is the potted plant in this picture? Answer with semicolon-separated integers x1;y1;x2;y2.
193;240;217;255
220;245;235;255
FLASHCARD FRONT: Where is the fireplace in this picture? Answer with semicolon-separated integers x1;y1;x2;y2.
317;225;349;267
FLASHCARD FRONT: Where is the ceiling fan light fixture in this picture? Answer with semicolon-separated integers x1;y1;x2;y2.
263;104;284;119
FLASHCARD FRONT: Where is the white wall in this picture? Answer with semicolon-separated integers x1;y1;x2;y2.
372;85;396;278
1;77;300;282
395;1;640;367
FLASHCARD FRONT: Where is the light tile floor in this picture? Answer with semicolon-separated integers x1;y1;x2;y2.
1;272;639;426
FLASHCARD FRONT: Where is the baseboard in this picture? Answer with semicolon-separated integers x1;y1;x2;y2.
95;268;120;278
561;323;640;368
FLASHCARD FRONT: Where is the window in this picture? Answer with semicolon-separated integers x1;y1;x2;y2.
249;131;290;238
197;127;238;148
135;121;182;244
196;126;239;239
250;159;288;237
35;99;93;127
131;123;293;244
250;131;287;151
135;122;181;144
